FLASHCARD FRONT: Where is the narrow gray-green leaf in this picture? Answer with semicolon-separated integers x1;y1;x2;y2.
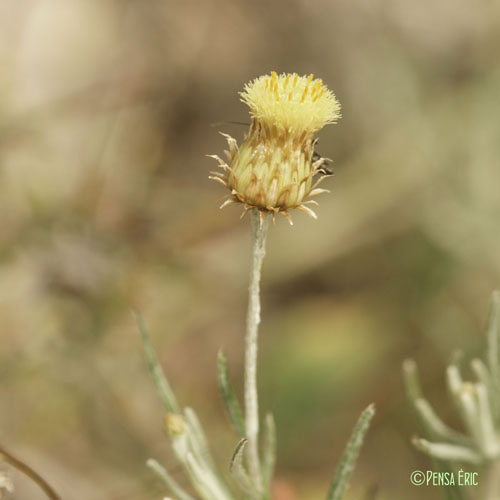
185;452;232;500
472;358;500;424
446;365;463;401
432;460;470;500
457;389;483;449
475;384;499;458
413;398;470;446
135;312;180;414
146;458;198;500
184;407;216;471
217;350;246;438
402;360;470;446
230;438;257;498
412;437;483;465
402;359;423;402
326;404;375;500
487;291;500;384
261;412;276;491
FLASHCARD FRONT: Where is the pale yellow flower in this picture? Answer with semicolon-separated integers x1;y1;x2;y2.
209;72;341;224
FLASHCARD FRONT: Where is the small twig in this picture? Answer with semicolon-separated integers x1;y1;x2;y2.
0;445;61;500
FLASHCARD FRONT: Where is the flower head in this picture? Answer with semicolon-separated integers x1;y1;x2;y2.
209;72;341;224
241;72;340;133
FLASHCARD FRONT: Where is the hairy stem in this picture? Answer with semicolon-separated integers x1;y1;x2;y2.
244;209;269;494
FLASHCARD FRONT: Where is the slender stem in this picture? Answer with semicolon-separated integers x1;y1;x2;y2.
0;445;61;500
244;209;269;493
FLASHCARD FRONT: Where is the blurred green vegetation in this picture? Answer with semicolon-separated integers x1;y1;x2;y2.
1;0;500;498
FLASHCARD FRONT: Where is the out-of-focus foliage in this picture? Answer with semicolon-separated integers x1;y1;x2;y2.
0;0;499;498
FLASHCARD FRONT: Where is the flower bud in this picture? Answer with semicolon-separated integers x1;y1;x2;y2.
164;413;186;437
209;72;341;224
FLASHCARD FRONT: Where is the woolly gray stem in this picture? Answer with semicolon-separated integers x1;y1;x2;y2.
244;209;269;494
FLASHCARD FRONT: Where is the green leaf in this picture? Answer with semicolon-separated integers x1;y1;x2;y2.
326;404;375;500
184;407;216;471
217;350;246;438
229;438;257;498
412;438;482;465
487;291;500;384
185;452;232;500
404;360;471;449
402;359;423;402
146;458;198;500
471;358;500;421
413;398;470;446
135;312;180;414
432;460;470;500
261;412;276;491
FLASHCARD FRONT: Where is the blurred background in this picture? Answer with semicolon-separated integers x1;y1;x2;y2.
1;0;500;498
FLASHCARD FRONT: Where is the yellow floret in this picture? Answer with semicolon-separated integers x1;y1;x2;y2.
240;71;341;133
